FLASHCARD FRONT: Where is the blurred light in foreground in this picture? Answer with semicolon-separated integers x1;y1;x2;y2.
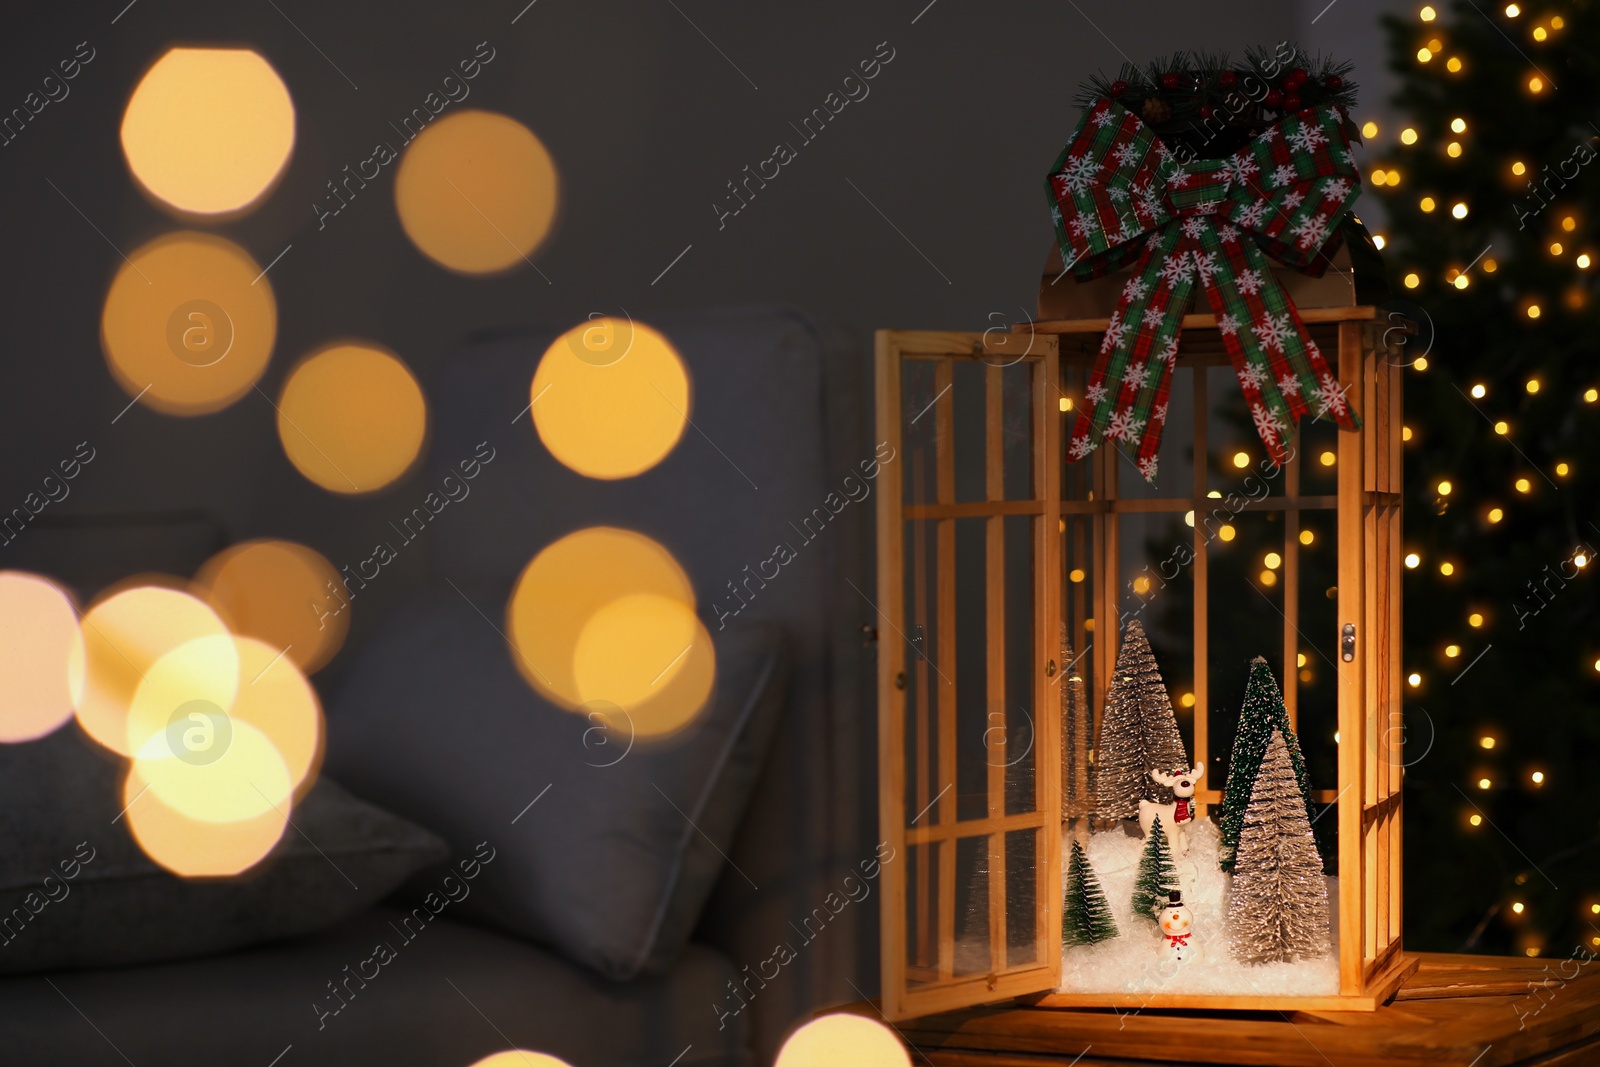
276;343;426;494
133;716;292;822
508;527;712;737
466;1053;573;1067
776;1014;910;1067
101;232;277;415
122;770;287;877
395;109;558;274
196;539;347;673
123;633;239;756
72;581;230;756
0;573;83;742
120;48;294;215
123;633;322;799
227;635;323;794
531;319;690;480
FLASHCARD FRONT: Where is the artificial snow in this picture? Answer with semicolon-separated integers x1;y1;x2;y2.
1057;817;1340;995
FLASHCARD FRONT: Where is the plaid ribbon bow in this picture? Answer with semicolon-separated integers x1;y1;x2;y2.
1047;99;1363;483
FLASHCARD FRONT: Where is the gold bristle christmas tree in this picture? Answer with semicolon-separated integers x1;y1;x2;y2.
1227;728;1331;964
1092;619;1189;820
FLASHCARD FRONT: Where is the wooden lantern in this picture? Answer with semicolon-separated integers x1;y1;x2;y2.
874;266;1411;1018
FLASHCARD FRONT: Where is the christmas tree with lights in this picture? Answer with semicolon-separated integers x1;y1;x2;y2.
1376;0;1599;958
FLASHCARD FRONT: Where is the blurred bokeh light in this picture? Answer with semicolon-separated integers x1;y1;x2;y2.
196;539;348;673
101;232;277;415
120;47;294;215
0;572;83;742
394;109;558;273
122;768;288;877
466;1053;573;1067
507;527;714;736
72;581;231;756
531;319;689;479
276;342;427;494
775;1014;911;1067
132;716;293;823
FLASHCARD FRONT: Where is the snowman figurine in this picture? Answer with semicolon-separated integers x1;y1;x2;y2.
1156;890;1201;964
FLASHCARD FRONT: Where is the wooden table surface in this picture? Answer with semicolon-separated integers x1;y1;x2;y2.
843;954;1600;1067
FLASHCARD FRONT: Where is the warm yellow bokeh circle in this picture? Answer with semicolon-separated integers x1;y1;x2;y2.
0;572;83;743
465;1053;573;1067
133;717;293;824
506;527;715;737
196;539;348;673
276;342;428;494
120;47;295;215
123;770;288;878
71;582;232;756
531;319;690;479
775;1015;911;1067
101;232;278;415
122;632;323;800
507;527;692;706
394;109;559;274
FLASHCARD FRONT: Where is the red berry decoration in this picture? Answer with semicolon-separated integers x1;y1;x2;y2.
1286;67;1309;88
1110;79;1129;96
1264;88;1285;108
1219;70;1239;89
1283;93;1303;112
1198;103;1216;119
1325;74;1344;90
1160;71;1183;90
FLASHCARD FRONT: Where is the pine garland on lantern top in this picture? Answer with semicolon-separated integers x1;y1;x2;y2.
1074;46;1362;161
1217;657;1323;872
1093;619;1189;820
1062;838;1119;946
1227;728;1331;965
1060;630;1093;820
1130;816;1183;923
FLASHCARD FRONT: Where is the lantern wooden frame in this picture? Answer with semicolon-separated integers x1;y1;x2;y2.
874;306;1412;1021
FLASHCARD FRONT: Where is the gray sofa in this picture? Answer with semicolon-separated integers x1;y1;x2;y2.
0;307;875;1066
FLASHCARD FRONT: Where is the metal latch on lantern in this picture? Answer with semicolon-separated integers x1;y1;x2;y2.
1341;623;1356;662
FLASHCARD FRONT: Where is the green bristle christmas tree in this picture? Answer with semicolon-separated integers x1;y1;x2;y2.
1130;816;1182;922
1062;838;1119;946
1093;619;1189;821
1228;729;1331;964
1218;657;1323;872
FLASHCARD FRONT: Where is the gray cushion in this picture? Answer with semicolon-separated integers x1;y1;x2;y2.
0;728;448;975
1;907;748;1067
325;593;788;981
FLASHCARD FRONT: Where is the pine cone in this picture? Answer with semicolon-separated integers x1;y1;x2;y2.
1141;96;1172;123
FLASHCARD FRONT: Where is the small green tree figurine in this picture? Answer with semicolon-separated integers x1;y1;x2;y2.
1130;816;1182;922
1062;838;1119;945
1218;657;1323;872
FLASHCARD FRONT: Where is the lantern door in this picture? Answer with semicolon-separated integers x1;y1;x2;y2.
874;329;1063;1021
1335;326;1407;997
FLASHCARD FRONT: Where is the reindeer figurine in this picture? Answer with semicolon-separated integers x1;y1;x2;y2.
1137;762;1205;856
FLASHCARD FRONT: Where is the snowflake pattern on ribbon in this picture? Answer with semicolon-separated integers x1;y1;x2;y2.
1045;100;1364;481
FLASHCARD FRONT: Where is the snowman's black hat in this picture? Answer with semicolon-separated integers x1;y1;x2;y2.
1163;890;1183;908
